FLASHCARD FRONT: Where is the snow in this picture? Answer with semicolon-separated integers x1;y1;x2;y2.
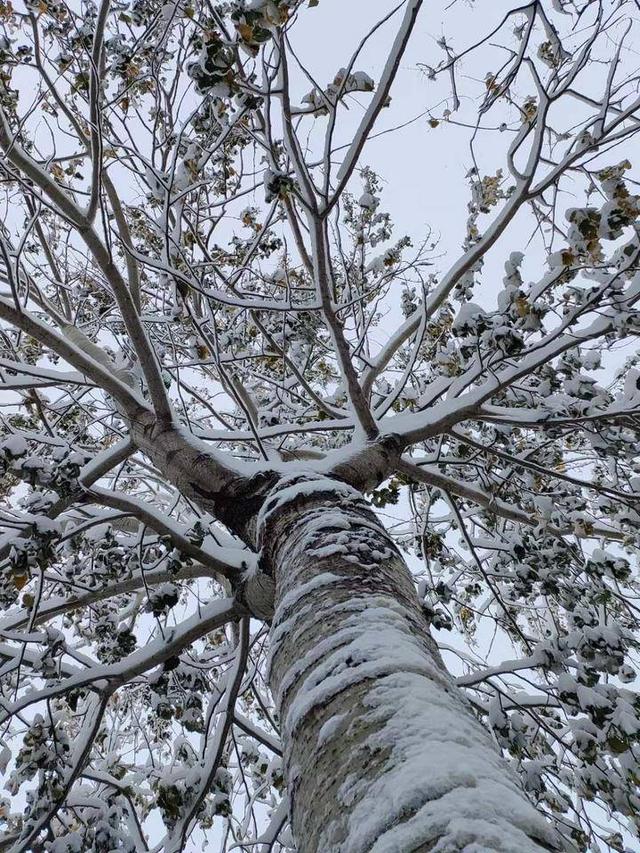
1;3;639;849
452;301;487;334
273;572;339;623
257;474;362;533
279;599;441;738
0;436;28;457
334;666;558;853
307;543;349;559
317;713;348;747
272;561;560;853
0;597;238;722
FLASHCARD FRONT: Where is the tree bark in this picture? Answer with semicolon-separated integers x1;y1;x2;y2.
260;473;563;853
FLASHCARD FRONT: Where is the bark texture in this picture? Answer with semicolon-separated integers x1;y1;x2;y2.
260;473;564;853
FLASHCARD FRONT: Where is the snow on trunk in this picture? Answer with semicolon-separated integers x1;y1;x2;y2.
260;473;563;853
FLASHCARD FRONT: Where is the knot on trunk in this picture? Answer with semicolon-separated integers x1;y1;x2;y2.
236;561;275;622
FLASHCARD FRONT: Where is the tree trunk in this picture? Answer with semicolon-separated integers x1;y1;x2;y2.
259;473;563;853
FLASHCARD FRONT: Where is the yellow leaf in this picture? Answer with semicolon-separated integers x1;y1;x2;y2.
459;606;473;625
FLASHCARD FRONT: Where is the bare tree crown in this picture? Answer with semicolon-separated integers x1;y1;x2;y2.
0;0;639;850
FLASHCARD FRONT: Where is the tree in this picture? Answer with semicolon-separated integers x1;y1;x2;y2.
0;0;639;849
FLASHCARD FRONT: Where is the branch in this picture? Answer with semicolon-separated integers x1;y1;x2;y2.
7;694;110;853
0;109;174;423
0;296;146;416
103;172;141;311
398;458;626;542
164;616;250;853
80;484;255;580
0;563;224;634
0;597;244;723
389;255;640;445
307;216;378;438
86;0;110;222
331;0;424;207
